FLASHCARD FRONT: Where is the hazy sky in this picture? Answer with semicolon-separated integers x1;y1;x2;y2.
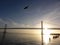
0;0;60;28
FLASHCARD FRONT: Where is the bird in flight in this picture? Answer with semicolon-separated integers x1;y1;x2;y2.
24;5;29;9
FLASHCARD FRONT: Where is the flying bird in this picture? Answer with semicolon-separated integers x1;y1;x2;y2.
24;5;29;9
24;0;32;9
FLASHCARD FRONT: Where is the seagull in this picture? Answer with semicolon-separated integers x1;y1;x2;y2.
24;5;29;9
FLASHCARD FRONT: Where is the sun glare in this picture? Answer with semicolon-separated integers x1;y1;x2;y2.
43;24;51;44
36;23;52;44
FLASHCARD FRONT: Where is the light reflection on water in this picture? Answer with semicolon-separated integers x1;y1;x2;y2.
0;29;60;45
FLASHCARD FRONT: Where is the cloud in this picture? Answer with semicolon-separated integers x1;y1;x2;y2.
39;8;60;28
0;18;34;28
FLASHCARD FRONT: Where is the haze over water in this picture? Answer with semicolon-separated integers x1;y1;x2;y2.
0;0;60;45
0;29;60;45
